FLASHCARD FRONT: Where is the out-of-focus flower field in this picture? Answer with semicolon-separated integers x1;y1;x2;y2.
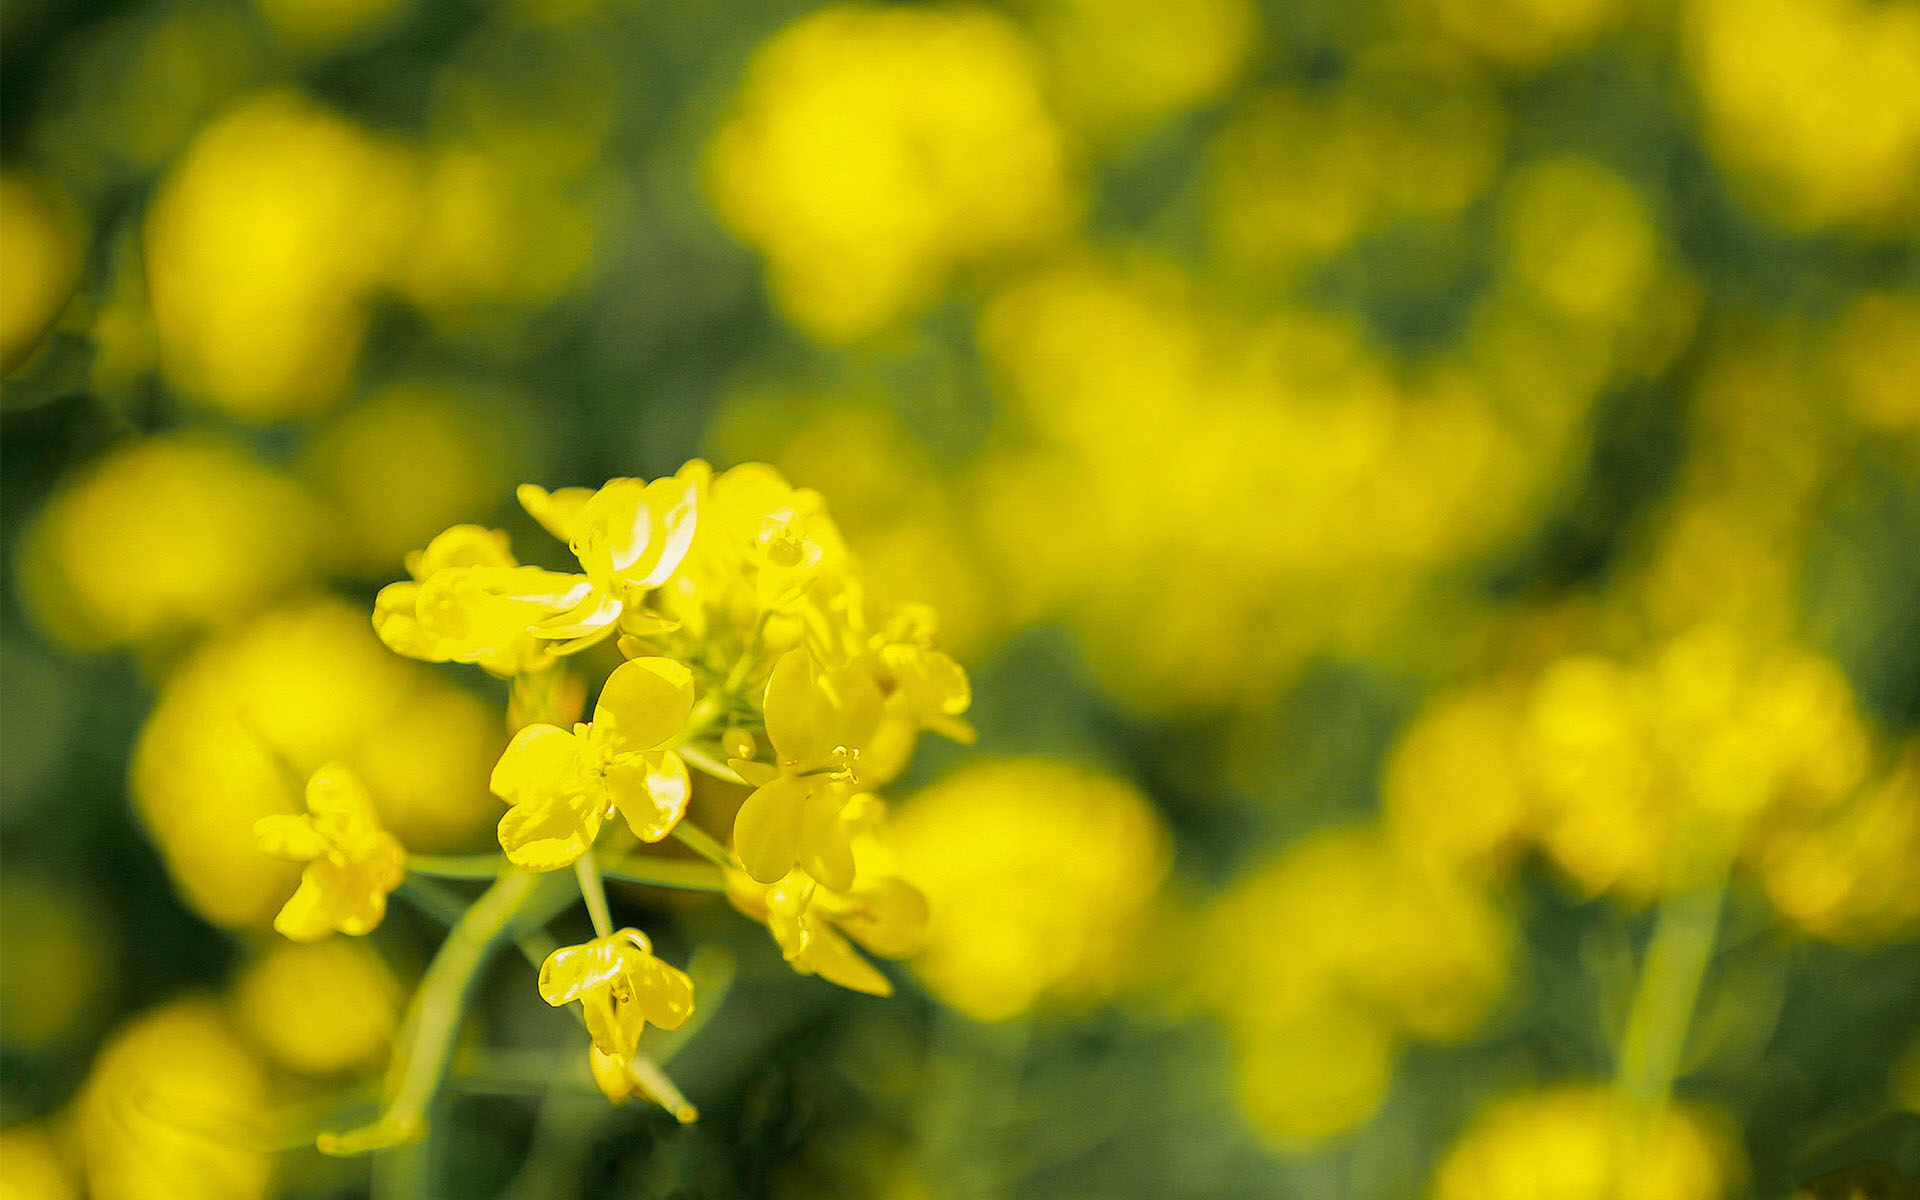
2;0;1918;1195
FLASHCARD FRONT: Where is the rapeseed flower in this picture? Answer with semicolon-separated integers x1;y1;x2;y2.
255;762;407;941
490;656;695;868
538;928;693;1074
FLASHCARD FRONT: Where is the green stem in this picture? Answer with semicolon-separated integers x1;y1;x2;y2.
407;853;508;880
318;869;564;1156
670;822;734;870
678;743;743;784
575;856;614;938
1616;861;1732;1110
599;855;726;892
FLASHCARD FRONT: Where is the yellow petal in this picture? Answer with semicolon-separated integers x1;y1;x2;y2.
798;788;855;893
530;590;623;643
371;581;435;661
734;774;809;884
497;792;602;871
537;937;629;1006
835;877;928;960
412;524;517;577
273;871;339;943
762;649;827;767
589;1046;635;1105
305;762;380;828
592;657;694;755
518;484;595;542
631;954;695;1031
799;923;892;997
489;724;584;808
255;814;326;862
606;752;689;843
629;473;700;588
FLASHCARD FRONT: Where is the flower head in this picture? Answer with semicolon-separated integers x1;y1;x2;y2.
254;763;406;942
490;656;695;869
372;524;580;677
730;648;882;886
537;928;693;1067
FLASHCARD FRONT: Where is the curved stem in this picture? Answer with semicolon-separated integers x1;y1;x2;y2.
408;853;508;880
319;869;563;1156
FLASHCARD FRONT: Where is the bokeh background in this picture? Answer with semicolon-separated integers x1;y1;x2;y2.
3;0;1919;1196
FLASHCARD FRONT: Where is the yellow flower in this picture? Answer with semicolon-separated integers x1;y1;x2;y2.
517;466;702;652
373;524;581;677
1429;1084;1740;1200
489;656;695;869
703;462;845;610
731;648;882;886
726;854;928;997
866;602;974;743
537;928;693;1069
254;763;406;942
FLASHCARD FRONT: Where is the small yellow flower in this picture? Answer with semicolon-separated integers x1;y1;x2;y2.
490;657;695;869
537;928;693;1068
254;763;406;942
516;466;702;653
731;648;882;886
868;602;974;743
727;863;927;997
373;524;581;677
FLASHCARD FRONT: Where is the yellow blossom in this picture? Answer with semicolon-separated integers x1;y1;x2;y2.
726;809;928;998
537;928;693;1068
731;648;882;887
255;762;406;942
373;523;576;677
517;465;701;651
1429;1084;1740;1200
489;656;695;869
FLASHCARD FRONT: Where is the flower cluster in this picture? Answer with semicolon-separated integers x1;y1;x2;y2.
249;459;967;1133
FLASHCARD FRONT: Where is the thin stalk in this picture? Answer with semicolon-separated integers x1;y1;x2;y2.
670;821;734;870
407;854;507;880
599;855;726;892
1617;873;1729;1108
678;744;744;785
574;856;614;938
319;869;558;1156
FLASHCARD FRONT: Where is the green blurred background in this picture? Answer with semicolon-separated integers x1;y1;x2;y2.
2;0;1919;1196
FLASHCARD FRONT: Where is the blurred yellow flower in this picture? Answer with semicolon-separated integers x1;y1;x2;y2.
0;877;112;1052
1429;1085;1739;1200
538;928;693;1069
0;172;84;376
232;938;399;1074
0;1122;79;1200
709;4;1074;341
1758;739;1920;945
250;0;407;52
76;997;271;1200
144;89;416;419
299;381;539;576
1384;684;1532;877
888;758;1169;1021
1428;0;1624;71
15;432;318;651
490;656;695;869
132;599;501;927
1686;0;1920;234
1829;291;1920;435
1231;1003;1398;1149
255;762;407;942
1020;0;1257;136
1501;157;1661;328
